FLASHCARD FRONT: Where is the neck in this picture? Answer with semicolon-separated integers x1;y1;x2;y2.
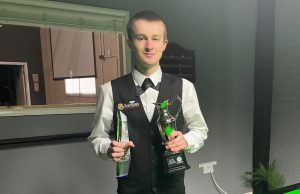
136;64;160;76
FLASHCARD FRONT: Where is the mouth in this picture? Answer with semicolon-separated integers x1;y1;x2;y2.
144;53;155;57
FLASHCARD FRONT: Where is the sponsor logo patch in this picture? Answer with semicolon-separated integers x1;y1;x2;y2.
118;101;139;111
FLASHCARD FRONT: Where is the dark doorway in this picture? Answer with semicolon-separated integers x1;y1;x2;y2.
0;65;21;106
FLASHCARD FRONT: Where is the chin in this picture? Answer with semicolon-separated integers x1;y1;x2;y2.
137;58;159;68
143;59;159;66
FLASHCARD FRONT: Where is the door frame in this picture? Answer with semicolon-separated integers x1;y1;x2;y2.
0;61;31;105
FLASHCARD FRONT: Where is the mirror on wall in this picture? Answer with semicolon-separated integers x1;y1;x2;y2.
0;0;130;116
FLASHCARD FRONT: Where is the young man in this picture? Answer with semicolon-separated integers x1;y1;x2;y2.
88;10;208;194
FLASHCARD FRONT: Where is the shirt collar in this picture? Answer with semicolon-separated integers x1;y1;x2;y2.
132;67;162;87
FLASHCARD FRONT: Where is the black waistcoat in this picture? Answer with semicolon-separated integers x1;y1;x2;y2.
111;73;185;194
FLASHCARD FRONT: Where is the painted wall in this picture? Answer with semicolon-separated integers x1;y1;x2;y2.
270;0;300;186
0;0;257;193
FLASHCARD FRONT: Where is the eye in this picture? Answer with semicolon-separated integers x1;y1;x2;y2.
152;36;161;41
135;35;146;41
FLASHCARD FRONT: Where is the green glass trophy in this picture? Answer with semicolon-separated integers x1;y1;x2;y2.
155;96;190;174
114;105;131;178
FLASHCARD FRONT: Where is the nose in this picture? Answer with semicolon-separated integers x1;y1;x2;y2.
145;40;153;52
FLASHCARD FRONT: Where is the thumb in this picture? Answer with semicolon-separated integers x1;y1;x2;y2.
126;141;135;148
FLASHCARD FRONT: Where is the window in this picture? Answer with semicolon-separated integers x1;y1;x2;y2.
65;77;96;96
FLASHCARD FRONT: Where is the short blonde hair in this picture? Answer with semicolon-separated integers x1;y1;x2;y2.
127;10;167;42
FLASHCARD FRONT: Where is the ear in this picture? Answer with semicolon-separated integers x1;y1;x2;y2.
163;39;168;51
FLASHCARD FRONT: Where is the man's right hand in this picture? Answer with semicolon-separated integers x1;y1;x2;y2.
107;140;135;162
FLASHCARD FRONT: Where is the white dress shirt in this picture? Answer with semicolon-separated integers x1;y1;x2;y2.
88;68;208;159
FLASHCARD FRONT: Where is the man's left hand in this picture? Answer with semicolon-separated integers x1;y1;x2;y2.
165;131;188;152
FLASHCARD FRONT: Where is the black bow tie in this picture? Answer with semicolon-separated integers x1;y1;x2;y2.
142;78;154;91
136;78;160;96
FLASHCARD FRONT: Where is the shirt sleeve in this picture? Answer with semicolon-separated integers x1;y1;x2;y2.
87;81;114;159
182;79;208;153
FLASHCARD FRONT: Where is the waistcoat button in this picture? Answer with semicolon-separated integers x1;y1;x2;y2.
152;187;157;193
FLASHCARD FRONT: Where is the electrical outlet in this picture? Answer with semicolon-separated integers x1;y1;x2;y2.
199;161;217;174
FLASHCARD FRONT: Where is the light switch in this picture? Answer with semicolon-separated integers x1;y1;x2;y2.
34;82;39;92
32;74;39;82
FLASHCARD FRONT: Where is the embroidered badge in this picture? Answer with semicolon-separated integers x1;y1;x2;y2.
119;100;140;111
117;103;124;111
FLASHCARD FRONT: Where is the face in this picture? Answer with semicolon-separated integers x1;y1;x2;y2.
129;19;167;75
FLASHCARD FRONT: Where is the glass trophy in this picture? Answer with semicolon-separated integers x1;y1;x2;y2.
114;107;131;178
154;96;190;174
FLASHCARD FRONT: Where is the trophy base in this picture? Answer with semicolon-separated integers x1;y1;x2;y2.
163;151;190;174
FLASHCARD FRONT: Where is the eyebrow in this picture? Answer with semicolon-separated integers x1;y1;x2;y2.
134;34;162;38
152;35;161;38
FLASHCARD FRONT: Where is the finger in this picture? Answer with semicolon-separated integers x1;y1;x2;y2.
168;131;182;140
113;156;124;163
166;139;184;150
170;143;187;152
108;141;125;160
171;134;184;144
125;141;135;148
111;151;124;158
166;141;185;151
110;141;135;162
110;142;125;153
111;147;124;153
107;147;121;157
108;148;124;162
166;132;184;146
111;141;124;148
166;137;188;152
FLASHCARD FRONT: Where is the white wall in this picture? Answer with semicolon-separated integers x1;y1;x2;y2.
0;0;257;193
0;141;116;194
270;0;300;186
